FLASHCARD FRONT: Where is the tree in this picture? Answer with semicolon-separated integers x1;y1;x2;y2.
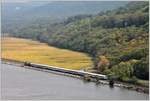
110;61;135;81
133;57;149;80
97;56;110;72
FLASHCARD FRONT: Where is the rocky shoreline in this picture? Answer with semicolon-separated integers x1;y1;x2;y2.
82;74;149;94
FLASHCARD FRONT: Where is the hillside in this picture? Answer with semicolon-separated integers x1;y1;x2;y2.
2;37;92;70
2;1;128;33
2;1;128;19
2;1;149;83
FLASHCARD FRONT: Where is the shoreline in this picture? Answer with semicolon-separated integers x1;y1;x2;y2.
1;58;149;94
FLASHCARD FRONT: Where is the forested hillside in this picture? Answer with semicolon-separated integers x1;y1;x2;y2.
3;1;149;83
2;1;128;33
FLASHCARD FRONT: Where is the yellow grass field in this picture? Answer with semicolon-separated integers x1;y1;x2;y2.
1;37;93;70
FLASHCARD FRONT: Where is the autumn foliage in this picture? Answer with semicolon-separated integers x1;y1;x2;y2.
97;56;110;72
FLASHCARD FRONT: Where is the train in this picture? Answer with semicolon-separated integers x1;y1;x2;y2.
24;62;108;80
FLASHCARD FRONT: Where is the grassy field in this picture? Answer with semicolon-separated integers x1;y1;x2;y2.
2;37;93;70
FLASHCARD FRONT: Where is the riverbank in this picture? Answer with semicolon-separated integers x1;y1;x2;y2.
1;59;149;94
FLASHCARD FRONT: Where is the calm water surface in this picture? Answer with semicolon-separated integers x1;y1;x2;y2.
1;64;149;100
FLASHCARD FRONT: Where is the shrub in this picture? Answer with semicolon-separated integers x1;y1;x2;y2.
125;76;138;84
133;58;149;80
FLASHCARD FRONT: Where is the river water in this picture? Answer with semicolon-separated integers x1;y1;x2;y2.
1;64;149;100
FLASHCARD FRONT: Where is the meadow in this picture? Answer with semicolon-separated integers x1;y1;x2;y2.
1;37;93;70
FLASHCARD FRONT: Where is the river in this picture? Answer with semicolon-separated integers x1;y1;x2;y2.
1;64;149;100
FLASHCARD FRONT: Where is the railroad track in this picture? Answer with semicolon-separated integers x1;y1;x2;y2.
1;58;107;80
24;62;108;80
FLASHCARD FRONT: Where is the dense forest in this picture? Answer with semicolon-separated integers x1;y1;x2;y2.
3;1;149;83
